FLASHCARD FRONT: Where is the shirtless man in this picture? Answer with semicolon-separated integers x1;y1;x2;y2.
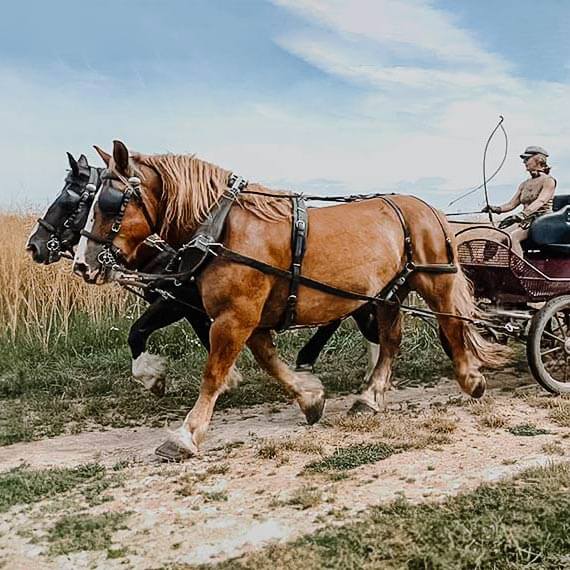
482;145;556;257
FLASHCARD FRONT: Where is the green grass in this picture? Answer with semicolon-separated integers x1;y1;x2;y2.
213;462;570;569
0;314;451;445
47;511;130;556
305;443;396;473
508;423;552;437
0;464;109;512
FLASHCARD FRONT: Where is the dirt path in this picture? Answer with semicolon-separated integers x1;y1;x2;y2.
2;371;569;569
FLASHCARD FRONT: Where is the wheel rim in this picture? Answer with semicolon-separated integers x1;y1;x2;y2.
539;308;570;384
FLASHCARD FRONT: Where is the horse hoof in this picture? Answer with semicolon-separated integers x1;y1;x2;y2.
303;394;326;425
348;400;378;416
154;440;194;462
150;378;166;398
295;363;314;373
470;379;486;399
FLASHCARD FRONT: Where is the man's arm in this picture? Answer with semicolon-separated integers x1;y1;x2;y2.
522;178;556;217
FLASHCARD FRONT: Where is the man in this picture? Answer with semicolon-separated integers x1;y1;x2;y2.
482;145;556;257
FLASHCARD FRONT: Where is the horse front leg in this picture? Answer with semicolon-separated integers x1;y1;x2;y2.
156;311;254;461
129;298;188;397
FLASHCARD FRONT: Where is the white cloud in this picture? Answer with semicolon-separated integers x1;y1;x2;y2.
3;1;570;215
271;0;570;210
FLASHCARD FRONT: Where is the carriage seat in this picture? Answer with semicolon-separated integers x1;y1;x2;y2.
554;194;570;211
528;202;570;255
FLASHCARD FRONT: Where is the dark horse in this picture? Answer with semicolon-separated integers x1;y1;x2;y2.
74;141;509;460
27;152;379;396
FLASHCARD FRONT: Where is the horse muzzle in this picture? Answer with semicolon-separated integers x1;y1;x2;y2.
73;261;103;284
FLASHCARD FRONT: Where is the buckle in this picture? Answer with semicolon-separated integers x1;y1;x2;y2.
46;237;60;252
228;173;248;192
295;220;306;231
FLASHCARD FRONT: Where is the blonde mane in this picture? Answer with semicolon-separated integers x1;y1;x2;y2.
135;153;291;231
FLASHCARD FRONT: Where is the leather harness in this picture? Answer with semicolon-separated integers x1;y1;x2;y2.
86;173;457;331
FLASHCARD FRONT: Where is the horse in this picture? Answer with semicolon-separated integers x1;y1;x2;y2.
73;140;509;460
28;153;377;396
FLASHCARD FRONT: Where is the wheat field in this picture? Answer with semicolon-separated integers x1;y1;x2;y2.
0;213;133;347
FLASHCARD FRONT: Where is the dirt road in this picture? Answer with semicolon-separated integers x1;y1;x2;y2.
1;370;569;569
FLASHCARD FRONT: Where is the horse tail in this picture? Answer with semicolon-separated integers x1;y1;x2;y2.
451;266;512;368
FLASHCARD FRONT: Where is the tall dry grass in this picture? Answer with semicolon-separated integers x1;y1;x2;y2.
0;213;134;347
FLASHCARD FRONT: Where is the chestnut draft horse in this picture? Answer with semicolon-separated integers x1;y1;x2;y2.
74;141;509;460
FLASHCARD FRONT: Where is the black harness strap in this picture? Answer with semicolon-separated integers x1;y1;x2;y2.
173;174;248;275
215;245;379;304
278;196;308;331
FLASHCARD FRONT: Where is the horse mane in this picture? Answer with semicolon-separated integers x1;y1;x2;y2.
136;153;291;231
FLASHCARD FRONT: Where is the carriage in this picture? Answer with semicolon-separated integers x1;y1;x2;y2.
455;194;570;394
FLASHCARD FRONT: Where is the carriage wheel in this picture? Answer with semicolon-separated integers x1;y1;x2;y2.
527;295;570;394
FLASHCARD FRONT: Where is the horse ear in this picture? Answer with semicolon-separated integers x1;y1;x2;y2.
113;140;130;175
67;152;79;176
77;154;89;168
94;145;111;166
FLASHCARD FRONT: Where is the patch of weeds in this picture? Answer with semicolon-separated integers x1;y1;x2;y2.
327;472;349;482
218;462;570;570
286;486;323;510
107;547;128;559
420;412;457;434
508;423;551;437
206;463;230;476
330;415;383;433
112;460;131;471
259;435;324;461
203;490;228;503
177;473;196;497
47;512;130;555
542;442;565;456
257;441;281;461
480;412;508;429
177;463;230;497
549;400;570;428
305;443;395;473
331;410;456;451
0;464;106;512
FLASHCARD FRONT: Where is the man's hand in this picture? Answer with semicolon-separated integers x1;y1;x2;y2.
498;213;524;229
481;205;502;214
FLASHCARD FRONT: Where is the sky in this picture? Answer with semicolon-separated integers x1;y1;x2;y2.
2;0;570;212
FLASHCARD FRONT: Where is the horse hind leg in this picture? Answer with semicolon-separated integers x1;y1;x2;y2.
415;271;510;399
248;330;326;425
350;304;402;415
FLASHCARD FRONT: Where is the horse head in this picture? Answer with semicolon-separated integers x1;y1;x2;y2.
73;140;162;283
26;153;99;264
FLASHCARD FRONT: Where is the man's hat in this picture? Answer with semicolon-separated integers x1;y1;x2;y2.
520;145;549;159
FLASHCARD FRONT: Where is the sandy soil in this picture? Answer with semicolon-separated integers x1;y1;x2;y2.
1;370;569;569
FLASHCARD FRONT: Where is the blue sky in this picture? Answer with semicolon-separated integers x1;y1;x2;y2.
2;0;570;212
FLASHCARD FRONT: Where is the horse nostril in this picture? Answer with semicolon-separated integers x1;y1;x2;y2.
73;262;88;277
26;243;42;263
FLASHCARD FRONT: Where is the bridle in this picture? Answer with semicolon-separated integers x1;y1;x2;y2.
80;175;158;269
37;166;100;262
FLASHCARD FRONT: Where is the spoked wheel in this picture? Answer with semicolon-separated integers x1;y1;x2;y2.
527;295;570;394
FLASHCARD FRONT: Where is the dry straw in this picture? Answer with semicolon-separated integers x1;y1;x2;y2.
0;213;134;347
